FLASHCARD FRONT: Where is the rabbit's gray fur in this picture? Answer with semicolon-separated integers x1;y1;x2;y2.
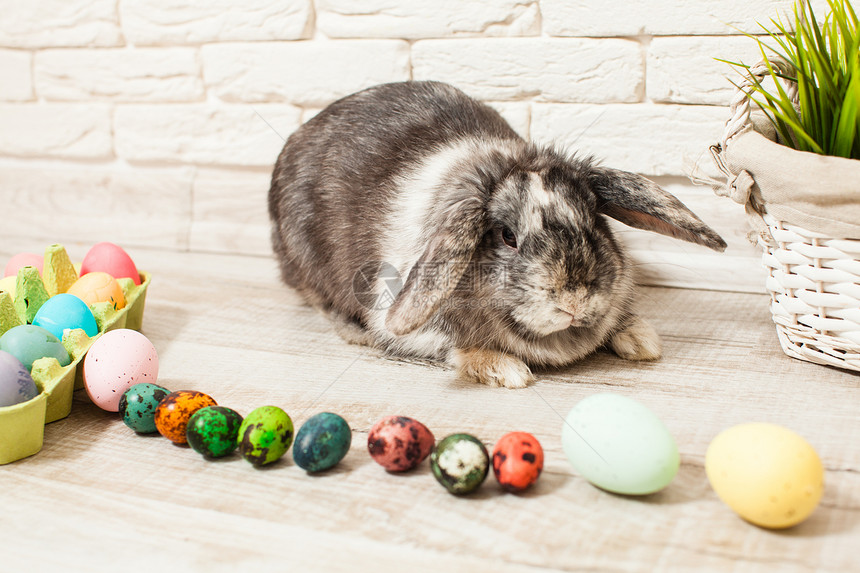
269;81;725;388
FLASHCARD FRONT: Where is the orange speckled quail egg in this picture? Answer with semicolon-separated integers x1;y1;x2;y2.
705;423;824;529
66;272;126;310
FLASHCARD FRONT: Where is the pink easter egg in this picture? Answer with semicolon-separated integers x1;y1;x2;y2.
80;242;141;285
4;253;43;277
83;329;159;412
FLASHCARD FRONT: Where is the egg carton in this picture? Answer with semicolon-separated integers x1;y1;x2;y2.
0;244;150;464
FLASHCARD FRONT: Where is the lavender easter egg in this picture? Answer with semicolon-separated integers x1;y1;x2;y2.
0;350;39;407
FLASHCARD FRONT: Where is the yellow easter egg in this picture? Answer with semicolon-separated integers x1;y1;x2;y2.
0;275;16;301
66;272;126;310
705;423;824;529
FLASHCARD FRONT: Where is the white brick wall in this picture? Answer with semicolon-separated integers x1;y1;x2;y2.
0;0;122;48
1;0;817;291
119;0;312;44
647;36;767;105
114;103;302;166
202;41;411;106
0;50;32;101
36;48;204;102
531;104;728;176
0;104;113;159
541;0;828;36
316;0;541;38
412;38;644;103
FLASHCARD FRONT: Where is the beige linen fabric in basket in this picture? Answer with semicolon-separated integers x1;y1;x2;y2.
719;127;860;240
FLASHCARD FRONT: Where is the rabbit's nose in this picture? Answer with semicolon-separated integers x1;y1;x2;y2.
569;316;588;328
555;286;588;310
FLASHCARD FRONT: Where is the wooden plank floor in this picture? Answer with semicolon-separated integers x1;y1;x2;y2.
1;245;858;572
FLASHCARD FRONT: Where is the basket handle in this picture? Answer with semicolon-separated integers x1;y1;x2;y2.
721;57;799;148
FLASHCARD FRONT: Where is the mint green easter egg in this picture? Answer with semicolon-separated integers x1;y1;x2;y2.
562;393;679;495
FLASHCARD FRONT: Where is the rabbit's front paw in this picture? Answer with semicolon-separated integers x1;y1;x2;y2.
453;348;534;389
610;317;662;361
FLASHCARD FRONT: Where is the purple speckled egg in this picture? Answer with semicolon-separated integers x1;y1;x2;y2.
367;415;435;472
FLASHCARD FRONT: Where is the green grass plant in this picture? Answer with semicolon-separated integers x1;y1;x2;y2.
722;0;860;160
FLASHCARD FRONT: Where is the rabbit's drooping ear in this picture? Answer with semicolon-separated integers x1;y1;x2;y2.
589;167;727;252
385;197;487;336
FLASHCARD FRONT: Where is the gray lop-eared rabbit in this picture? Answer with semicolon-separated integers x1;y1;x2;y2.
269;81;726;389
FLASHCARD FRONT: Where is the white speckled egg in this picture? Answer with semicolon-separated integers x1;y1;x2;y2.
83;329;158;412
562;393;679;495
706;423;824;529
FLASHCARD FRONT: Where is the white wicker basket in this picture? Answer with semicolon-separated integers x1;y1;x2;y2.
760;213;860;371
717;59;860;373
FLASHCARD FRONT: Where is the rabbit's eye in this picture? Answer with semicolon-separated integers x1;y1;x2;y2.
501;226;518;250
